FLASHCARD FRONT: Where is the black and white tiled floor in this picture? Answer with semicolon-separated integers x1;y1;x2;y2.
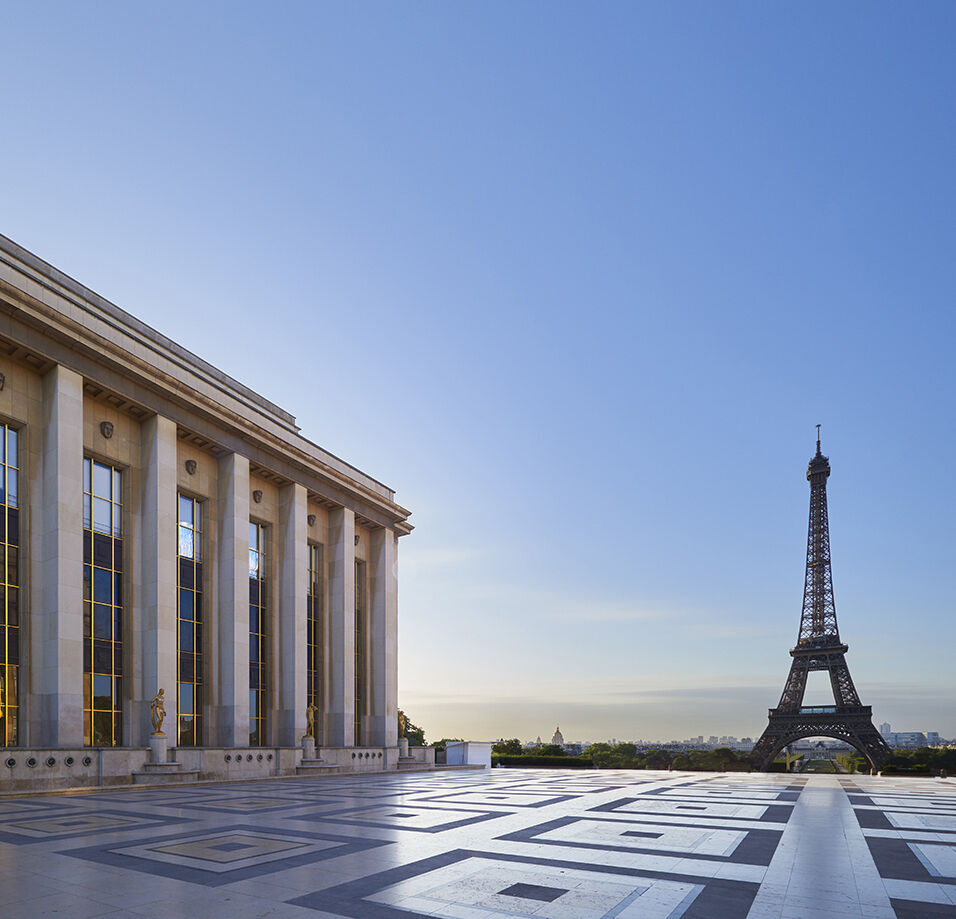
0;769;954;917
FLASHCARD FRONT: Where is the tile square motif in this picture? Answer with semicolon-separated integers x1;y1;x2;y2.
498;881;569;902
856;809;956;834
60;824;391;887
0;799;64;817
650;787;801;803
415;790;578;809
294;803;509;834
0;808;192;845
889;898;956;918
866;837;956;885
289;848;759;918
497;816;782;866
146;832;310;865
299;784;406;799
910;842;956;879
171;794;344;815
502;783;629;795
589;796;792;823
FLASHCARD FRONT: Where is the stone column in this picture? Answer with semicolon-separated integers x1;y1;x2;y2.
277;482;307;746
133;415;178;746
326;507;355;747
369;528;398;748
216;452;250;747
30;365;84;747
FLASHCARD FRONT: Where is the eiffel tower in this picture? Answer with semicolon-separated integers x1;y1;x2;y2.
752;428;890;771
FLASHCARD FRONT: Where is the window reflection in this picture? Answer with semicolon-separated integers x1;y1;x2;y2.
83;458;123;746
1;426;20;747
177;495;203;746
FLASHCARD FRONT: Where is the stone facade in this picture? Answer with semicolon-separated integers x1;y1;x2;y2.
0;233;411;789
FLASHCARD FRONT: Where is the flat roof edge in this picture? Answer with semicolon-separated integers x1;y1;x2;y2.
0;232;297;427
0;231;405;506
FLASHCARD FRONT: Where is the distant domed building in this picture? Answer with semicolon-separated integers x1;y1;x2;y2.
551;726;565;746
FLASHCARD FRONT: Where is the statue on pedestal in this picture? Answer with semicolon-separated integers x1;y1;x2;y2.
150;688;166;735
305;703;319;738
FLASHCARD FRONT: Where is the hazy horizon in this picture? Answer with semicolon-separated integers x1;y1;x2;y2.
3;3;954;743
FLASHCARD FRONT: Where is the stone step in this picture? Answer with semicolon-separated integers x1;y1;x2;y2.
132;769;201;785
296;759;342;775
141;761;187;773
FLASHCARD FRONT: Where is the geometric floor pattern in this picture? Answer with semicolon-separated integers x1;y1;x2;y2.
0;769;952;917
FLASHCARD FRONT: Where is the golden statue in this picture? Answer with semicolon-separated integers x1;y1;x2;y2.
305;703;318;738
398;710;407;739
150;688;166;734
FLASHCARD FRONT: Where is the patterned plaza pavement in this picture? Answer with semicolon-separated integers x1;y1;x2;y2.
0;768;955;918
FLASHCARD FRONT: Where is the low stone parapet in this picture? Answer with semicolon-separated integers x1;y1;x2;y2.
1;748;148;793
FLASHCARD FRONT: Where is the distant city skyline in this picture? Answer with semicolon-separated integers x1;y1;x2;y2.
3;4;954;742
503;726;948;747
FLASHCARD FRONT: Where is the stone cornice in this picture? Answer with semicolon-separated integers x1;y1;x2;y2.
0;234;412;533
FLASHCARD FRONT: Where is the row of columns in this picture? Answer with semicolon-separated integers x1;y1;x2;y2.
28;364;399;751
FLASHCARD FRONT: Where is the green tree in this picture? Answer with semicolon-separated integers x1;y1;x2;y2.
538;744;566;757
397;709;426;746
614;742;638;760
713;747;737;770
585;742;614;768
643;749;672;770
431;737;462;753
492;738;523;755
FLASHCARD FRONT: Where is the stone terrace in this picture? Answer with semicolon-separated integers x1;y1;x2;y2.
0;768;954;918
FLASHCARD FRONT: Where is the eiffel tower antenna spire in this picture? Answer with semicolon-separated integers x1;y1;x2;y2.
751;435;890;771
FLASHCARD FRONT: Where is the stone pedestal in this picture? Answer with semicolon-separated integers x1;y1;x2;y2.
149;733;168;764
302;736;316;760
399;738;409;758
135;733;195;784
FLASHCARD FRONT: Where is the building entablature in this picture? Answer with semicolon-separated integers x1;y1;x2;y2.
0;233;411;535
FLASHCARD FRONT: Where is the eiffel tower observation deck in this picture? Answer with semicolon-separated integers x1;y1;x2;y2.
752;429;890;771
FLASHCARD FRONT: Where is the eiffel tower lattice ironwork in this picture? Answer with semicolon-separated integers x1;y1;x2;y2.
752;429;891;771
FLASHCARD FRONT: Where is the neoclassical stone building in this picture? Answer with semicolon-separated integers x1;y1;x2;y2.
0;233;412;788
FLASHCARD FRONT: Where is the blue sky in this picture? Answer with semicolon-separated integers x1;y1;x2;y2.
3;3;954;742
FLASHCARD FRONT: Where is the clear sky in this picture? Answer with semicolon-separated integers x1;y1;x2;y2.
3;3;954;743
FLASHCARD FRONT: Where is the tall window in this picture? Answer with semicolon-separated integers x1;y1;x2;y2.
0;426;20;747
83;458;124;747
307;544;324;729
177;495;203;746
249;522;267;746
354;559;365;744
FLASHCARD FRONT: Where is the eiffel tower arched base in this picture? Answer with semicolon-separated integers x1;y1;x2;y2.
751;705;891;772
